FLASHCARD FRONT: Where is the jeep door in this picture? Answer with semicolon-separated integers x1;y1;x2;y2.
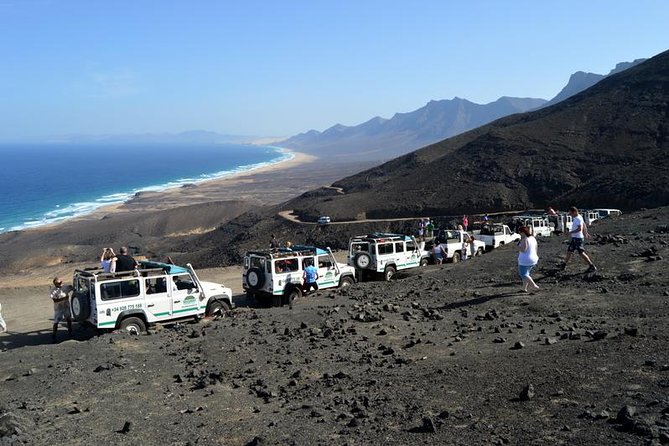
317;254;338;289
272;258;300;295
144;275;172;321
169;273;200;317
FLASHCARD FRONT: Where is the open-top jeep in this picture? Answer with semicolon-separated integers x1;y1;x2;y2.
347;233;429;281
70;261;233;334
243;245;356;306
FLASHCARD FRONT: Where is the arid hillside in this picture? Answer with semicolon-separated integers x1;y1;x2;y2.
284;50;669;222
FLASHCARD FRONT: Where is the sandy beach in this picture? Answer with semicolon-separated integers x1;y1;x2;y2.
0;148;373;279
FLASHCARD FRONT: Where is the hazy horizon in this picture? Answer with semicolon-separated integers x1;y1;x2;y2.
1;0;668;141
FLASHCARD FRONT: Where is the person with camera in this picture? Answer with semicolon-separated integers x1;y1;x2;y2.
49;276;73;342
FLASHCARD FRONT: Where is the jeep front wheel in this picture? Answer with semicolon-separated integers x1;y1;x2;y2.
477;247;484;256
384;265;396;281
451;252;461;263
420;257;429;267
339;276;354;288
119;317;146;335
207;299;231;317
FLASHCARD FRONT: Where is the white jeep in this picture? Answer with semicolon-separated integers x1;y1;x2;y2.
512;216;553;237
477;223;521;250
432;229;486;262
347;233;429;281
243;245;356;306
70;261;233;334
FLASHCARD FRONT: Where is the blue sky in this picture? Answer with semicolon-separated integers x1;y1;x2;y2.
0;0;667;140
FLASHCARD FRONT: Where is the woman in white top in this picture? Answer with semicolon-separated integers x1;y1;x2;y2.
100;247;117;273
516;226;540;292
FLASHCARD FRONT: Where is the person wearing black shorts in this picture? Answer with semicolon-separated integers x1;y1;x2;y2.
302;260;319;294
563;207;597;272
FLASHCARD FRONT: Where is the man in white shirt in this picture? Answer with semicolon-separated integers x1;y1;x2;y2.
563;207;597;272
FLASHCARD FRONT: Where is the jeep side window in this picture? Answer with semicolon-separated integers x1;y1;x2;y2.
285;259;298;272
146;276;168;294
318;255;333;269
173;274;196;291
395;242;404;253
101;279;140;301
377;243;394;255
250;257;264;269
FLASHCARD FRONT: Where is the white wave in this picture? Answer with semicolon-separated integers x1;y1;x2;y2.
4;146;293;233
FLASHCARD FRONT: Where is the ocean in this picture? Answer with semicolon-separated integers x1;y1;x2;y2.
0;143;290;233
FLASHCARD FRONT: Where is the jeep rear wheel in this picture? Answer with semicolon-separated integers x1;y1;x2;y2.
477;247;484;256
384;265;397;281
119;317;146;335
420;257;429;267
452;252;461;263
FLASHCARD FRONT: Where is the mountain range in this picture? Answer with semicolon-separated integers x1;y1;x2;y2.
279;59;647;161
283;50;669;219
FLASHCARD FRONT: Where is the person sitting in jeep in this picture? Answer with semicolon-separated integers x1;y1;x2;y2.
302;259;319;294
115;246;138;272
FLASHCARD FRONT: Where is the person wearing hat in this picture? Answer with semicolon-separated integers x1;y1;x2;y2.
49;277;72;342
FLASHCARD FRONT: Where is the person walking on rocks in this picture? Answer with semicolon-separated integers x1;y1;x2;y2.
50;276;72;342
563;207;597;273
517;226;540;292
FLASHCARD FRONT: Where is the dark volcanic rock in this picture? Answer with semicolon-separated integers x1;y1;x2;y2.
409;417;437;434
519;384;536;401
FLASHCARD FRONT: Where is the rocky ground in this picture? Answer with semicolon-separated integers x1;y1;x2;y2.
1;209;668;445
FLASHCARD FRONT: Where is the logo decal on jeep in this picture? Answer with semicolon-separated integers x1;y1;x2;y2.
183;295;197;306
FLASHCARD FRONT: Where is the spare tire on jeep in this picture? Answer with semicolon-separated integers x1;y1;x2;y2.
70;292;90;322
354;252;371;269
246;268;265;290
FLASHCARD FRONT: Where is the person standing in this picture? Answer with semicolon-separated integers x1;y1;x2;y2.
426;219;435;239
563;207;597;272
302;259;319;294
100;247;117;273
462;215;469;231
432;243;444;264
517;226;540;292
458;225;471;261
50;277;72;342
115;246;138;272
270;235;280;249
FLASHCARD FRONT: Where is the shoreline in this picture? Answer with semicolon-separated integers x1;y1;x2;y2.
15;147;316;234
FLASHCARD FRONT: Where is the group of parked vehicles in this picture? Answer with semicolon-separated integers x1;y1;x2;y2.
66;208;621;334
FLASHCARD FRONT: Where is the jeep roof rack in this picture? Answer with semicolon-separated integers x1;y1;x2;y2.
246;245;329;259
351;233;412;242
